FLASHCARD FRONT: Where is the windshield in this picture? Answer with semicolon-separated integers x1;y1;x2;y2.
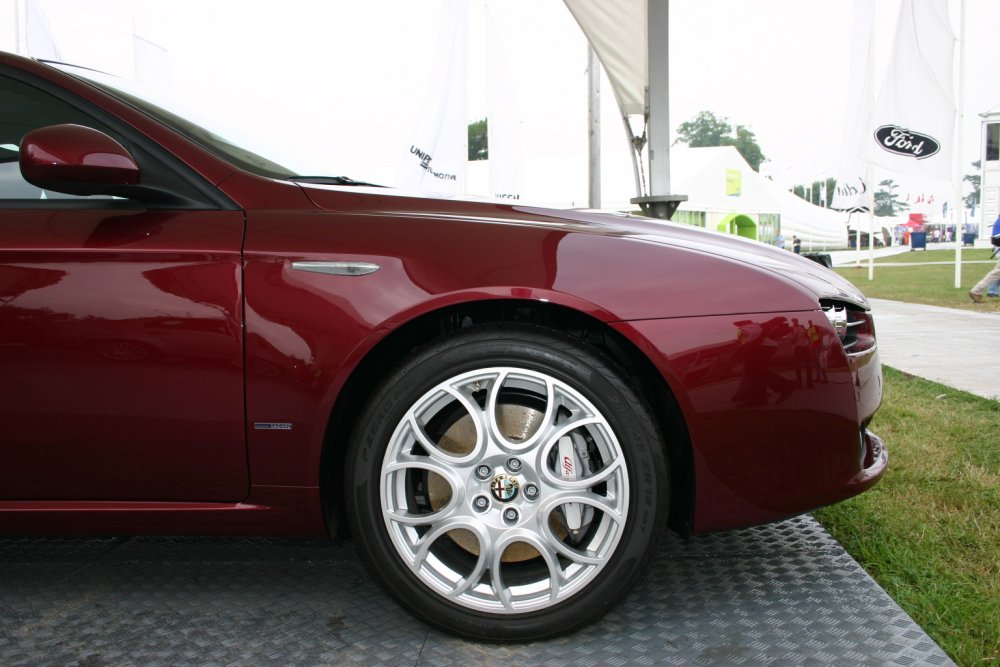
53;63;333;180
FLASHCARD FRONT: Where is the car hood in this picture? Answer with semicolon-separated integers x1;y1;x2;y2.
300;184;869;310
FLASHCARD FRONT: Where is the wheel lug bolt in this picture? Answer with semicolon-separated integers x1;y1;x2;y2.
473;495;490;512
523;484;539;500
505;457;523;473
475;465;492;480
503;508;519;523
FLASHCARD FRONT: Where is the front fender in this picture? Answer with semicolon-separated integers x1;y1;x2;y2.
241;206;822;488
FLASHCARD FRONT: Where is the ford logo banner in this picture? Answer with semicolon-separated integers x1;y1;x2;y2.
873;125;941;160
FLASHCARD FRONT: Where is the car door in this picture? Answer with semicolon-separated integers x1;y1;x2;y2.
0;71;248;501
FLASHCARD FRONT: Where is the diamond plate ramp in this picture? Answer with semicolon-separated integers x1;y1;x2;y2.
0;516;952;666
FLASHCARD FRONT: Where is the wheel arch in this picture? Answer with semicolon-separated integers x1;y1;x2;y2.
319;298;695;538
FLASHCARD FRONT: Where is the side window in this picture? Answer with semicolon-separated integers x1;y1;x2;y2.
987;123;1000;163
0;75;121;202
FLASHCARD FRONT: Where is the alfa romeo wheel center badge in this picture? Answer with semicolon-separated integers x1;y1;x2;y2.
490;474;520;502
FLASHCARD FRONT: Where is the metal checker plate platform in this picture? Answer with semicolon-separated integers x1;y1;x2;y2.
0;516;952;666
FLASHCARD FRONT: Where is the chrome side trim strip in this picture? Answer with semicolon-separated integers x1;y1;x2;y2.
290;261;380;276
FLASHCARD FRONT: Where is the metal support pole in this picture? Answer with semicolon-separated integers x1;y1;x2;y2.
631;0;685;219
866;0;876;279
646;0;670;200
954;0;966;288
855;222;861;266
14;0;27;56
587;45;601;209
622;114;644;198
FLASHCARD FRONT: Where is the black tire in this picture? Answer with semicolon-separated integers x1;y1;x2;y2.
345;324;668;641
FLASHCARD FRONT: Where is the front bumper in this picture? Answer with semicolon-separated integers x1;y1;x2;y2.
613;309;888;533
850;429;888;491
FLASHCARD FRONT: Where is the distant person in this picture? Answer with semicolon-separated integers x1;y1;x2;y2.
792;236;802;254
969;215;1000;303
776;233;785;250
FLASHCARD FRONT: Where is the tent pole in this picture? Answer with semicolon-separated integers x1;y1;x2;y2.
587;45;601;209
630;0;685;219
622;114;643;199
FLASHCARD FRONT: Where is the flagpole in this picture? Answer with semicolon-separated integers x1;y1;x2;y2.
855;221;861;266
13;0;26;55
953;0;966;289
866;0;876;280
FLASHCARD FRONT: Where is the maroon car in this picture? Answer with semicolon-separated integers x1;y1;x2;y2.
0;51;886;641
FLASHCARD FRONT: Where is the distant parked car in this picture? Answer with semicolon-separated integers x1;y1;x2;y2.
0;51;886;641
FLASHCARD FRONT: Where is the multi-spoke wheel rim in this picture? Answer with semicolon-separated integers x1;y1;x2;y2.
380;367;629;614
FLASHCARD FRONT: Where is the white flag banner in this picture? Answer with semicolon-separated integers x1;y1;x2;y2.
862;0;955;181
25;0;62;61
398;0;468;195
486;5;523;202
831;0;873;211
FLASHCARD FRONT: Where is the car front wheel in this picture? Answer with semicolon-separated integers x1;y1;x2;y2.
346;325;668;640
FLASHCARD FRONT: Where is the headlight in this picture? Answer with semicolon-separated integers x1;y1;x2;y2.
821;301;876;354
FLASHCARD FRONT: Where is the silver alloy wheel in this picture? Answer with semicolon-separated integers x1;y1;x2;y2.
380;367;629;614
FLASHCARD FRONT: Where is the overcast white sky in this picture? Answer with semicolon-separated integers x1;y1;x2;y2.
3;0;998;208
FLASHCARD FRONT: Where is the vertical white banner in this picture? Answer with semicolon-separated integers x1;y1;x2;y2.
832;0;874;210
486;4;523;202
398;0;468;195
25;0;61;60
862;0;955;181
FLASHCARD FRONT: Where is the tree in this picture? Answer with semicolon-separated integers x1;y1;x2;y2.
795;183;818;204
824;177;837;207
963;160;981;213
468;118;488;161
810;180;824;206
791;177;837;206
733;126;765;173
874;179;909;217
675;110;767;172
676;111;732;147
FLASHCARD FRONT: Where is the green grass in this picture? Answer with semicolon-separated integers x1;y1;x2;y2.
814;367;1000;665
818;249;999;662
835;248;1000;312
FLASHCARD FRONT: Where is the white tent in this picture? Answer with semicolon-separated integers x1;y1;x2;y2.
670;146;849;250
469;145;852;250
